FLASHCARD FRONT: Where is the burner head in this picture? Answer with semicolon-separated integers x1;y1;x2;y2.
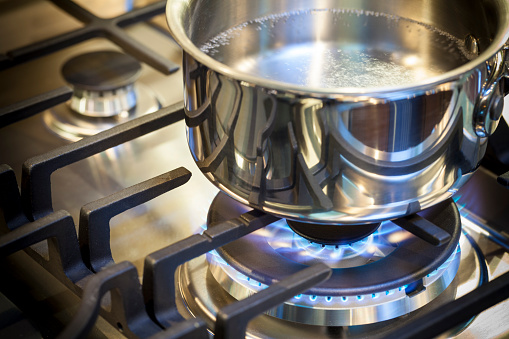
62;50;142;117
43;50;160;141
286;219;380;245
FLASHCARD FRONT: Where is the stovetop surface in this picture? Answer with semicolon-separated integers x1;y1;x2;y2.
1;1;509;338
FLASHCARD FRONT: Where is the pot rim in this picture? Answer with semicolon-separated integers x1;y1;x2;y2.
166;1;509;98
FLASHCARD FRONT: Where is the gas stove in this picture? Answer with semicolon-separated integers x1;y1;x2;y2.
1;1;509;339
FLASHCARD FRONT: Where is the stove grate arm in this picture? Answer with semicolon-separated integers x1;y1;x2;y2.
214;263;332;339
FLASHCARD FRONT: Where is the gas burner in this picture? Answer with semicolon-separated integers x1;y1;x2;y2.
286;219;381;245
264;220;395;269
176;193;478;331
43;50;160;141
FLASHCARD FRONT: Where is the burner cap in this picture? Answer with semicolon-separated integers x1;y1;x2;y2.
62;50;141;92
286;219;380;245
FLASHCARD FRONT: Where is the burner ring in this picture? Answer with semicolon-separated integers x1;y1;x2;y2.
42;83;160;141
207;243;460;325
208;192;462;296
179;228;483;329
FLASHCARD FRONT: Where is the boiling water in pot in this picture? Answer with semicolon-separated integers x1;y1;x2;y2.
200;9;474;88
231;45;437;88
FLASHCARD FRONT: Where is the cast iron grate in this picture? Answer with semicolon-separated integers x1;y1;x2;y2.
0;91;332;338
1;1;509;337
0;0;178;128
0;87;73;128
0;0;179;75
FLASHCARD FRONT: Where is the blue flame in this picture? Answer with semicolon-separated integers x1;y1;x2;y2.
207;216;461;308
264;219;399;268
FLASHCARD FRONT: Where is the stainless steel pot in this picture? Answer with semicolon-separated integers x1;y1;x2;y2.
166;0;509;224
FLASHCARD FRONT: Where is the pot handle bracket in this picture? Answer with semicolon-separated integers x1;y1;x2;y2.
474;48;508;137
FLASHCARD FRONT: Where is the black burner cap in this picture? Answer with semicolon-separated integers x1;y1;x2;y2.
286;220;381;245
62;50;141;91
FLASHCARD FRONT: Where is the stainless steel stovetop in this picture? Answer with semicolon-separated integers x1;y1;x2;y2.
1;1;509;338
